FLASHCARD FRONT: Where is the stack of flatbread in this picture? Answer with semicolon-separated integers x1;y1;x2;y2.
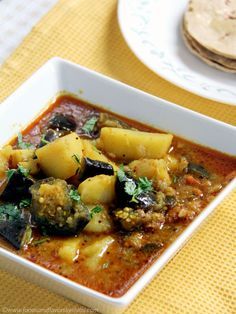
182;0;236;73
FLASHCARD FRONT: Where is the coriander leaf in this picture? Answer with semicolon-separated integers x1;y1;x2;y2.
18;165;30;177
82;117;98;134
172;175;179;184
69;189;81;202
17;133;34;149
130;194;139;203
0;203;21;221
72;154;81;164
19;198;31;209
31;236;50;246
124;180;136;196
40;134;50;146
6;169;16;180
137;177;153;192
90;205;102;218
117;164;126;182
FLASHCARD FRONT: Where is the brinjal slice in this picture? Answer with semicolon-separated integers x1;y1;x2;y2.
1;170;34;202
49;113;77;132
80;157;114;180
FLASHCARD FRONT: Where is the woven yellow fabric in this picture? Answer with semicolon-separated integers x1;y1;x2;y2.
0;1;235;314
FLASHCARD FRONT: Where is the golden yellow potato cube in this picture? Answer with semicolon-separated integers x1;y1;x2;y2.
10;149;35;168
129;159;171;186
78;175;116;204
0;145;13;178
98;127;173;160
58;237;81;263
19;158;40;175
84;205;113;233
36;133;83;179
82;236;114;270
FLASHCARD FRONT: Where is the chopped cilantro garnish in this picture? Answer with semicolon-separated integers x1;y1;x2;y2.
124;180;136;196
90;205;102;218
69;189;81;202
6;165;29;182
0;203;20;221
19;198;31;208
6;169;16;180
40;134;50;146
31;237;50;246
117;164;126;182
82;117;98;134
18;164;30;177
137;177;153;193
117;165;153;203
172;175;179;184
17;133;34;149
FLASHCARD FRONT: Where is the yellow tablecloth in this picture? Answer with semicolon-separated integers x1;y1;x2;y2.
0;1;235;313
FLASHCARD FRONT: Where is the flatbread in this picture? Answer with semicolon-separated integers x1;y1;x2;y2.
182;22;236;73
184;0;236;59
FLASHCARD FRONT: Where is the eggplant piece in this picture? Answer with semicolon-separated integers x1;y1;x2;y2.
49;113;77;132
135;192;156;209
39;129;60;147
0;203;31;249
80;157;114;180
30;178;90;235
1;168;34;201
115;174;156;210
187;163;210;179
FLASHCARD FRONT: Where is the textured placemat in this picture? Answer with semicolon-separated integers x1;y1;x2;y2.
0;1;235;313
0;0;57;65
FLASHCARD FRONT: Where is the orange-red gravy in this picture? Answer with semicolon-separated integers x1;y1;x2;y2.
10;95;236;297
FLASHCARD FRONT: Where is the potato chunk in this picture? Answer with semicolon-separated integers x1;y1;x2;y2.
98;127;173;160
0;145;13;178
129;159;171;186
36;133;83;179
78;175;116;204
19;159;40;175
58;237;81;263
10;149;35;168
82;236;114;270
82;139;118;171
84;205;113;233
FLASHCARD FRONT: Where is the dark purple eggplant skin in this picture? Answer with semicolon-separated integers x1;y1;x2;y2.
1;171;34;202
38;129;59;147
49;113;77;132
115;174;156;210
0;218;27;249
0;203;31;249
80;158;114;181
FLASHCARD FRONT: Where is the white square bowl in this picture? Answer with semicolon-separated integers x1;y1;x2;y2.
0;57;235;314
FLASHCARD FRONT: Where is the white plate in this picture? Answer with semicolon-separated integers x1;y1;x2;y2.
118;0;236;106
0;58;235;314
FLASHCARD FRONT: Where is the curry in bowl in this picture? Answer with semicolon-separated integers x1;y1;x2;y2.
0;95;235;297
